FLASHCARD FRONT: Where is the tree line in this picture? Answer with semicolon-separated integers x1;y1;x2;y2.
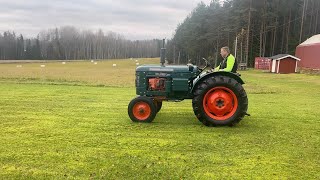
0;26;162;60
166;0;320;67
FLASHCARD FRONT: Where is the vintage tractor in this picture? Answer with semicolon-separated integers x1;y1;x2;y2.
128;41;249;126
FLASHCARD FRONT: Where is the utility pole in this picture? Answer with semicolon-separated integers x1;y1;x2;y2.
173;44;176;64
315;0;319;34
215;40;219;67
245;0;252;66
300;0;307;43
235;36;238;58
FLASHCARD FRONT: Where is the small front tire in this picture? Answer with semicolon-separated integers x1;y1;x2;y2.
128;96;157;123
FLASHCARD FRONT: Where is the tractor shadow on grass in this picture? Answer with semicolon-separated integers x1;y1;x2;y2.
151;111;253;129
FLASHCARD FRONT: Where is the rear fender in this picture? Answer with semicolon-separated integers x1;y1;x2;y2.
191;71;245;93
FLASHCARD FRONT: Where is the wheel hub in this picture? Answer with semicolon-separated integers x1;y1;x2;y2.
132;102;151;121
203;87;238;121
139;108;145;114
216;99;225;108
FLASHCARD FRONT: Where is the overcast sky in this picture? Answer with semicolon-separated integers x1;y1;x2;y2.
0;0;212;40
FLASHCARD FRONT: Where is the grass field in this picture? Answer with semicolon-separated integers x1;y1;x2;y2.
0;58;319;179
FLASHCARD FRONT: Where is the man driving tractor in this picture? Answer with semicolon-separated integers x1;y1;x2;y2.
215;46;238;73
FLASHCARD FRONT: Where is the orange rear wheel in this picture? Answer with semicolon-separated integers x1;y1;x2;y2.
192;75;248;126
203;87;238;121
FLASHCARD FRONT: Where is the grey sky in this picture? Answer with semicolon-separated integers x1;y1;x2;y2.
0;0;212;40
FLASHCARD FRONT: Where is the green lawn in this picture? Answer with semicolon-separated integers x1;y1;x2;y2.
0;59;319;179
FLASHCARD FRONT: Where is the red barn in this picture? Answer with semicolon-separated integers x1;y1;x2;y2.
296;34;320;70
269;54;300;74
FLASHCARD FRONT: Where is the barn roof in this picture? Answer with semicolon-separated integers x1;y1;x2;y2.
299;34;320;46
269;54;301;61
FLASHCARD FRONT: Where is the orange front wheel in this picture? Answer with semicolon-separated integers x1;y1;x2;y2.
128;96;157;123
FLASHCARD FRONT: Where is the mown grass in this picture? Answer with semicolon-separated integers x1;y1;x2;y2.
0;59;319;179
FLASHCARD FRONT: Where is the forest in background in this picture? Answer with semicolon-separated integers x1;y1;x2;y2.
1;0;319;66
166;0;320;67
0;26;162;60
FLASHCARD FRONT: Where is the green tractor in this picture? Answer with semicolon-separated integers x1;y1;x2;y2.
128;42;249;126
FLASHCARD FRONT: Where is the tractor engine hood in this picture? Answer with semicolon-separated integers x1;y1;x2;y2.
136;65;199;73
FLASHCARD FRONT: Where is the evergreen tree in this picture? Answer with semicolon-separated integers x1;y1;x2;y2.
167;0;320;67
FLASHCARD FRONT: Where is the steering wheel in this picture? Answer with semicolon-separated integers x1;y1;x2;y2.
199;58;213;72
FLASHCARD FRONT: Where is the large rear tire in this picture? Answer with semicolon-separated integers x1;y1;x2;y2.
128;96;157;123
192;76;248;126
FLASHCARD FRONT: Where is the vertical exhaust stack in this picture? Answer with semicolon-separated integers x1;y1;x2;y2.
160;39;166;66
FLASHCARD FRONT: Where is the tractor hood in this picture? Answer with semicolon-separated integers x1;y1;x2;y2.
136;65;199;73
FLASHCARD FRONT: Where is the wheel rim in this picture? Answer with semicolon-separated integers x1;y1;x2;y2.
202;86;238;121
132;101;151;121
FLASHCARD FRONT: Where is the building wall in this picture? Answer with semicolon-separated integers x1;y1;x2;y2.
296;43;320;69
278;58;297;74
271;60;275;72
255;57;271;70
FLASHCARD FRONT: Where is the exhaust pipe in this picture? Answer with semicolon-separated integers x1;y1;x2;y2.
160;39;166;66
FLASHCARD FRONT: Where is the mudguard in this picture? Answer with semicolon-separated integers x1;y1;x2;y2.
191;71;245;93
